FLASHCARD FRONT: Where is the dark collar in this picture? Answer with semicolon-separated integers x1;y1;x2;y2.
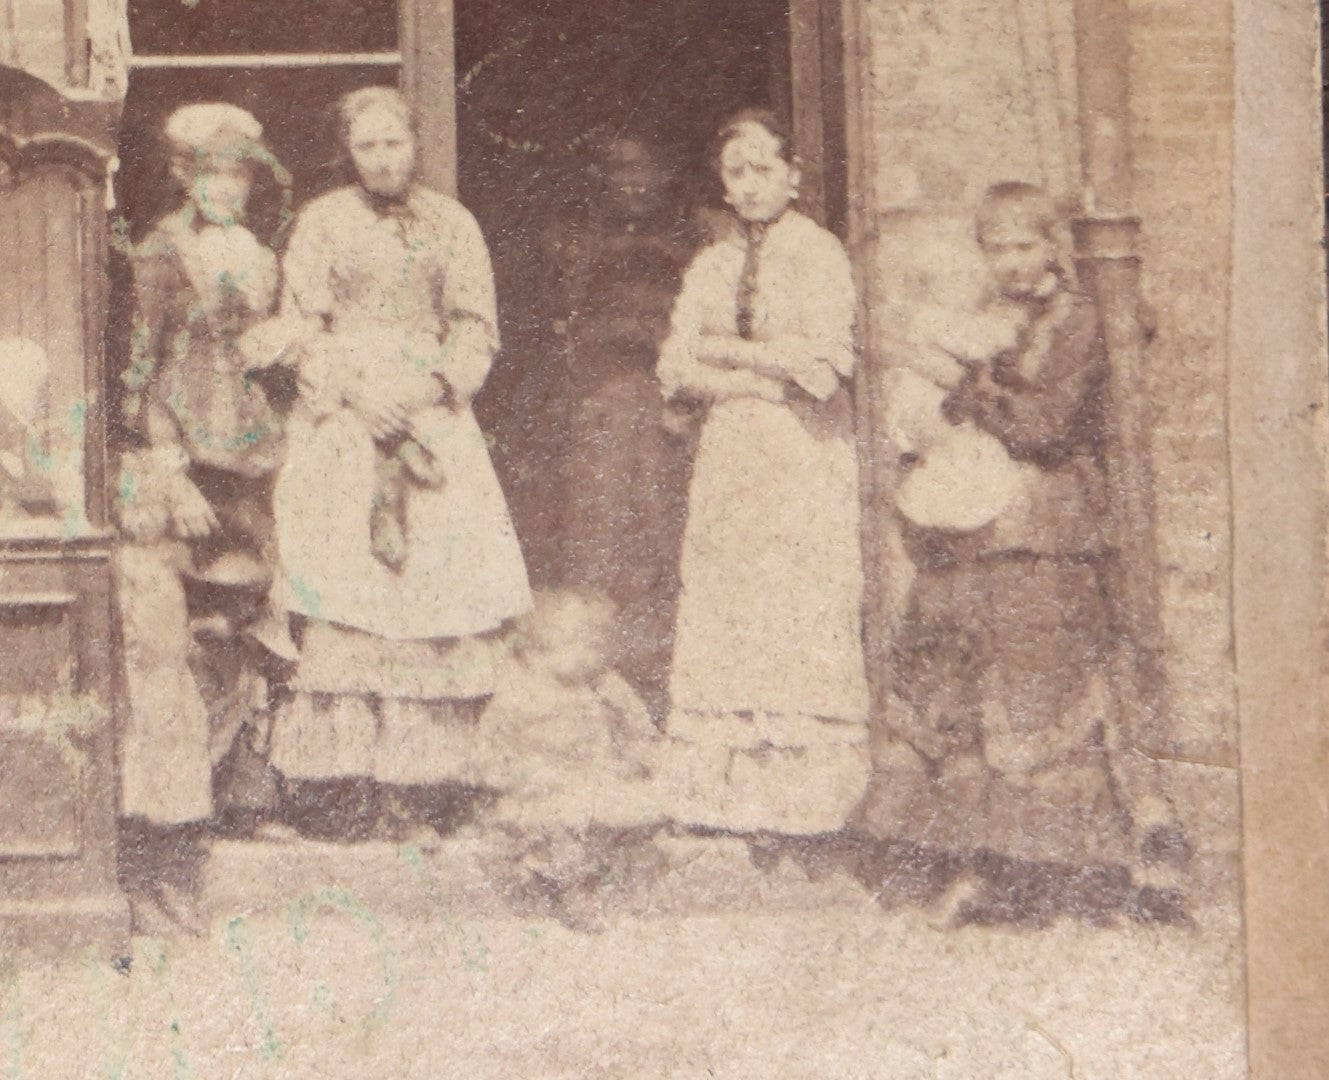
358;185;415;219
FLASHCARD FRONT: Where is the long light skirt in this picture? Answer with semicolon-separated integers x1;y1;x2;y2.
268;620;506;784
654;709;870;835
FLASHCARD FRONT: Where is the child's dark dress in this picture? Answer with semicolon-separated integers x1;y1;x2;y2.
886;286;1133;867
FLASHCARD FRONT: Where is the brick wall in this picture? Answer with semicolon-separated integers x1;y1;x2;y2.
857;0;1239;856
1128;0;1236;766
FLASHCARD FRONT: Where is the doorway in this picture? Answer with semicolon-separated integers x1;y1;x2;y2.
108;0;847;582
453;0;815;583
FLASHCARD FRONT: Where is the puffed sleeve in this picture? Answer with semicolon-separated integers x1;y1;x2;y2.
125;229;188;450
657;250;783;405
279;199;336;321
434;201;500;404
279;200;347;413
768;226;856;397
801;230;858;380
964;300;1108;466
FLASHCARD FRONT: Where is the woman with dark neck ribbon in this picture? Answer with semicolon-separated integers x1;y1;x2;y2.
654;109;870;835
267;86;532;841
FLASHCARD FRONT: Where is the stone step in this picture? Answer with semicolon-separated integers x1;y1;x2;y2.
201;832;875;926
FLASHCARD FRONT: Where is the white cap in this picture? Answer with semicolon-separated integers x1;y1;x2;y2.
164;103;263;165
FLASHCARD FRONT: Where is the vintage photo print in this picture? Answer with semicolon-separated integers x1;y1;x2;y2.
0;0;1323;1074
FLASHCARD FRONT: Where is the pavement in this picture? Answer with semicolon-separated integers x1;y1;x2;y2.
0;827;1245;1079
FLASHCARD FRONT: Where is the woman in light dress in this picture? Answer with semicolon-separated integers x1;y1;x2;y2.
656;110;870;835
267;87;531;839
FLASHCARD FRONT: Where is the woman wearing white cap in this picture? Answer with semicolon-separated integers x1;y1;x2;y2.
268;86;532;839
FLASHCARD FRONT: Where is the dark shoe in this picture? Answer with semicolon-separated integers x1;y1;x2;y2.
1141;825;1194;868
1127;885;1194;928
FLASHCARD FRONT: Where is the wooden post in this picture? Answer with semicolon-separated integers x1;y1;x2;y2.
400;0;457;197
1071;0;1171;751
789;0;848;237
63;0;90;89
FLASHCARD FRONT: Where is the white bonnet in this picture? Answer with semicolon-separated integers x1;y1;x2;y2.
164;103;263;164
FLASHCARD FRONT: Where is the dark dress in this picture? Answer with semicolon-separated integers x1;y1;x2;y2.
552;212;696;714
879;286;1132;868
115;211;282;824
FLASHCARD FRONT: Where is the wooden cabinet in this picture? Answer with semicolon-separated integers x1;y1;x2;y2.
0;67;128;955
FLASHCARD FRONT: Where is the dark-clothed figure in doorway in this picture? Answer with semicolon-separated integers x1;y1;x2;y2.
549;137;697;718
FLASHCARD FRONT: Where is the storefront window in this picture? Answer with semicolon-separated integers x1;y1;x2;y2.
0;165;94;537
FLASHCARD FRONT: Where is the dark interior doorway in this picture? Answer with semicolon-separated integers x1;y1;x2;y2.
454;0;794;582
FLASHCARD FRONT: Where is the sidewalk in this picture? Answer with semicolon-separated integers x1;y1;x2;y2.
0;830;1245;1079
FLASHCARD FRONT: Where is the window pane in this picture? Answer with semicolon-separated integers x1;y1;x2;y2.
128;0;399;56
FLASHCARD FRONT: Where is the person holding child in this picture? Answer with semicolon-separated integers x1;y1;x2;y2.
871;182;1185;924
267;86;532;840
654;109;870;835
113;102;288;931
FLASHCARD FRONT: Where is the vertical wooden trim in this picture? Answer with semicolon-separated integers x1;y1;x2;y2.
790;0;828;227
818;0;848;238
1071;0;1132;214
789;0;850;235
838;0;895;725
80;179;107;529
63;0;90;89
400;0;458;197
1071;0;1170;756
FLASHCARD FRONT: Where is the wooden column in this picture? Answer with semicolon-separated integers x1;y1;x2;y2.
401;0;457;197
1071;0;1170;750
789;0;848;236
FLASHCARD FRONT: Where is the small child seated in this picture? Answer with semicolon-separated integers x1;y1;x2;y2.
469;589;665;829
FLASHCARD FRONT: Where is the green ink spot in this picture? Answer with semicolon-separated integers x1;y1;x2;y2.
311;982;334;1017
26;436;51;474
224;916;284;1062
109;215;132;256
398;842;423;870
288;575;323;620
61;508;83;541
286;889;399;1030
118;469;136;506
68;401;86;438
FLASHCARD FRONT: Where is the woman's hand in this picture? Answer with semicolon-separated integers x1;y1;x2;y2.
170;474;220;540
700;335;839;401
346;381;413;440
696;334;747;371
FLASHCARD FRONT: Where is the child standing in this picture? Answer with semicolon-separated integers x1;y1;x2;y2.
883;182;1186;924
114;103;287;933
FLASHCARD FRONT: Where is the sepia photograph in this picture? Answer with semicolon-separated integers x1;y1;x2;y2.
0;0;1324;1074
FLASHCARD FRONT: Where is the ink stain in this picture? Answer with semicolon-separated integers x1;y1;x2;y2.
286;889;399;1029
287;575;323;619
224;916;284;1062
